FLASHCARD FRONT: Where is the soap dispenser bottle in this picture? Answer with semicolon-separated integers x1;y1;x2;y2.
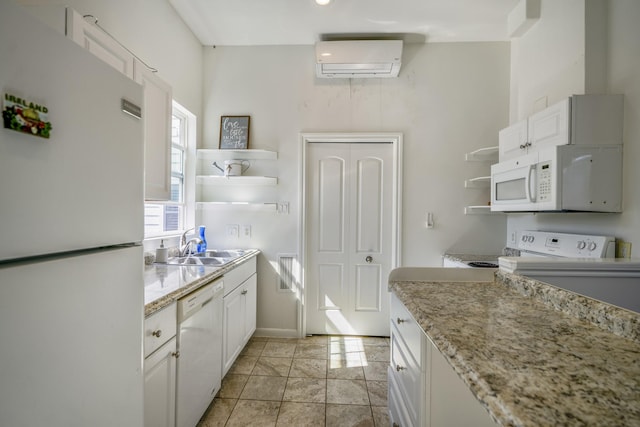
156;239;168;263
197;226;207;254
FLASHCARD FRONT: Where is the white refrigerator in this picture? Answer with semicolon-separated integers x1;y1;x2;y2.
0;2;145;426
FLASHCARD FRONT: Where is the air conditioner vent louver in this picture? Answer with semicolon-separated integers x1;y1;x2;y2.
315;40;402;78
277;254;297;292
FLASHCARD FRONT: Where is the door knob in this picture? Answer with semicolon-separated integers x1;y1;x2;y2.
365;256;373;263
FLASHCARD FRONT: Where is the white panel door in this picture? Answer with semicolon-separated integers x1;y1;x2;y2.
306;143;392;336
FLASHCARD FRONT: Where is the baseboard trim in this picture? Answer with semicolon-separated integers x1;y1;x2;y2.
253;328;300;338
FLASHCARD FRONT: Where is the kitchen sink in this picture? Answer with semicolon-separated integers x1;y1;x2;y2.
203;249;246;258
165;256;227;266
162;249;247;266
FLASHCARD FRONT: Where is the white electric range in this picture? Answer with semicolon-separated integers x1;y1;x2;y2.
499;231;640;313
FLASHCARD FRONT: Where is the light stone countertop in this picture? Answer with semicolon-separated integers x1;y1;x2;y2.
144;249;259;317
389;269;640;426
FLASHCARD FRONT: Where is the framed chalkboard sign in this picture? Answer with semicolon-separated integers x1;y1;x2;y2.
219;115;250;149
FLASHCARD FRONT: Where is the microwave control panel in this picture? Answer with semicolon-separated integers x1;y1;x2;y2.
537;161;552;202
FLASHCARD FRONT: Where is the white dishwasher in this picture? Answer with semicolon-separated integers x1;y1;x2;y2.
176;278;224;427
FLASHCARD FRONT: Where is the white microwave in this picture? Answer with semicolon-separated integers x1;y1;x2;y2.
490;145;622;212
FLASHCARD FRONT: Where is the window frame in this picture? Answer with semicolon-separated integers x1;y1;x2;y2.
143;100;196;239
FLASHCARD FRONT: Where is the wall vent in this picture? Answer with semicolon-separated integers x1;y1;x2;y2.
277;254;298;292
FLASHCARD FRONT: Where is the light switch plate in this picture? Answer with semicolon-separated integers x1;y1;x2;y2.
226;224;239;238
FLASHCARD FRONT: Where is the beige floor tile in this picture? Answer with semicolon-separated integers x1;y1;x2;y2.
371;405;390;427
362;345;390;363
326;379;370;405
363;361;388;381
261;341;297;358
283;377;327;403
276;402;325;426
252;357;292;377
366;381;388;406
289;358;327;378
326;404;374;427
228;355;259;375
240;376;287;401
242;340;267;356
298;335;330;345
267;337;299;343
225;399;280;427
327;363;365;380
219;374;249;398
358;336;389;346
197;398;236;427
294;344;328;359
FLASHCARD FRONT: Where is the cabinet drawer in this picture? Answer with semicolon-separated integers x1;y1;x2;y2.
144;303;177;358
388;366;414;427
391;293;422;363
223;256;256;296
390;324;422;425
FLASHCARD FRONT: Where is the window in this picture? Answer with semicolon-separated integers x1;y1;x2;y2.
144;102;195;237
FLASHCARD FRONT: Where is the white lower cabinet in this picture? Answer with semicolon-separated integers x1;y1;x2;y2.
389;293;496;427
222;257;258;376
145;336;177;427
144;303;178;427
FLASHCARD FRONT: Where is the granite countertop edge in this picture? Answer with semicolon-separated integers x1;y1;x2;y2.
144;249;260;317
388;270;640;426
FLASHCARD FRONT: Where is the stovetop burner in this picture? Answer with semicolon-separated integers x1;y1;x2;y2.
467;261;499;268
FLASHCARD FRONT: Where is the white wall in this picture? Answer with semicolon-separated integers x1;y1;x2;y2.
506;0;640;252
17;0;203;117
201;43;510;334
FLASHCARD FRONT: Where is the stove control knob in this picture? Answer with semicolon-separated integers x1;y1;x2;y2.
527;235;535;243
588;242;597;251
577;241;586;250
521;235;528;242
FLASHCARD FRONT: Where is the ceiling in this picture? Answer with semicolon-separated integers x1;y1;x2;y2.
168;0;521;46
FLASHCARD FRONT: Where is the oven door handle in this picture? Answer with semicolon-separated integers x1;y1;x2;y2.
526;164;536;202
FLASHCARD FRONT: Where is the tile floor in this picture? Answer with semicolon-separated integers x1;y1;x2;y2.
197;335;391;426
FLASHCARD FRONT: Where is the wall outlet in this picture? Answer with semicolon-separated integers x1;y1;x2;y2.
509;231;518;246
226;224;239;239
616;241;632;259
242;224;251;238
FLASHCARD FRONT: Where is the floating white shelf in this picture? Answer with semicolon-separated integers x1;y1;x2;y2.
464;176;491;188
464;206;500;215
196;175;278;186
464;146;499;162
197;149;278;161
196;202;278;212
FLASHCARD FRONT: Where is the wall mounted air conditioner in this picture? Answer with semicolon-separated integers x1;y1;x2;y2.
315;40;403;78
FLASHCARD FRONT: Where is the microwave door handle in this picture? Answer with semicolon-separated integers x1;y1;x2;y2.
526;164;536;202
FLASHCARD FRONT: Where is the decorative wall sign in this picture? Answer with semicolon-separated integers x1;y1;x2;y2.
219;115;250;149
2;93;52;139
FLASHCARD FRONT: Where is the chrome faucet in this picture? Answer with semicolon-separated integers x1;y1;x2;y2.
179;228;202;257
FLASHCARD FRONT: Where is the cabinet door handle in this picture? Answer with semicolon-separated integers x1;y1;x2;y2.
171;351;180;359
152;329;162;338
396;364;405;372
396;318;405;324
365;255;373;263
241;289;248;295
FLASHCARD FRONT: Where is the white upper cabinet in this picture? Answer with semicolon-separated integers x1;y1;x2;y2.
65;8;134;79
499;99;569;160
499;95;623;161
66;8;173;201
134;60;172;201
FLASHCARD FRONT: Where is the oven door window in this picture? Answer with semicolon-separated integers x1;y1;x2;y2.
496;178;526;201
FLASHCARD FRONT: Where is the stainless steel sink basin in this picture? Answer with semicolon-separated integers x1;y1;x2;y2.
204;249;246;258
165;256;226;266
